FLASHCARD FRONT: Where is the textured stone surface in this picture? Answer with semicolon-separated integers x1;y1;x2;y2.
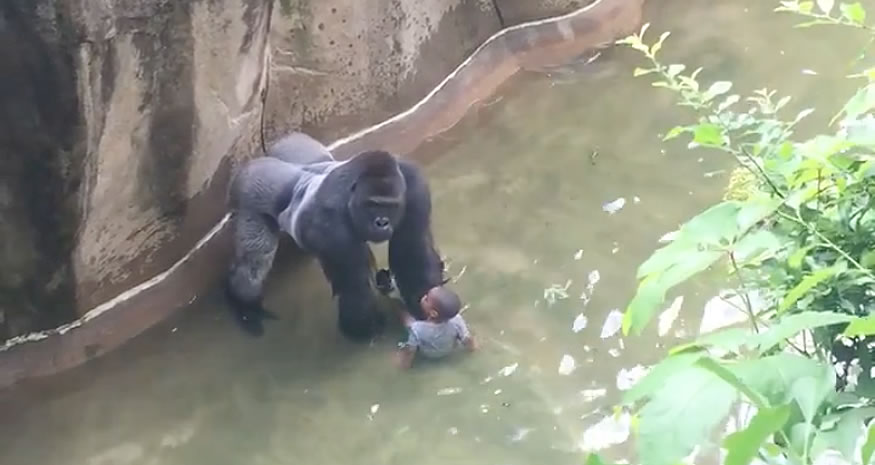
0;0;271;340
265;0;500;143
496;0;595;25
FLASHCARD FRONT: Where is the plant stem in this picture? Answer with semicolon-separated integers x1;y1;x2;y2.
776;210;872;275
733;145;786;199
729;252;760;333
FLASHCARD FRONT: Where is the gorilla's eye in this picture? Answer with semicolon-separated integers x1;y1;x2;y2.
374;217;390;229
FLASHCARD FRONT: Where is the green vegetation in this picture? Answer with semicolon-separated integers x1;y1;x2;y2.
590;2;875;465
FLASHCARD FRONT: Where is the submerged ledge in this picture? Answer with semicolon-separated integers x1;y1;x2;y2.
0;0;644;389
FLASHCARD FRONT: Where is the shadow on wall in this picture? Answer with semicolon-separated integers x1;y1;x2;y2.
0;1;83;340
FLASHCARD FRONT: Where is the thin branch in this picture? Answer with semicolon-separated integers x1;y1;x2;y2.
729;252;761;333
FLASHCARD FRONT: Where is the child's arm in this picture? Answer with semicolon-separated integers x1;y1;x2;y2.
452;315;477;352
462;334;478;351
395;325;420;370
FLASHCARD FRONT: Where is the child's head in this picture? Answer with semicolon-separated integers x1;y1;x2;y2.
420;285;462;322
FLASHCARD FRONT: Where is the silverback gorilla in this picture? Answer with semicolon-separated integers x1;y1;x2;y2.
226;132;450;340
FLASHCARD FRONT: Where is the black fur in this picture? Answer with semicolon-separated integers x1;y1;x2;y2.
226;132;446;340
388;161;450;320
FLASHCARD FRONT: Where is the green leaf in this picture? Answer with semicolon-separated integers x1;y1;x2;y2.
776;95;792;112
794;108;815;123
843;314;875;337
789;366;836;423
663;125;688;141
697;357;770;408
650;31;671;56
634;67;656;77
733;354;827;407
584;453;618;465
636;363;739;465
737;197;782;232
692;123;726;146
788;245;815;269
623;352;706;405
840;2;866;24
732;230;782;263
777;263;845;313
812;407;875;461
797;135;852;163
670;327;754;355
861;419;875;465
817;0;835;14
753;311;855;354
704;81;733;101
723;405;792;465
838;83;875;122
685;201;744;245
637;202;741;279
800;1;815;13
625;250;722;335
666;64;686;77
624;276;669;336
862;249;875;268
718;95;741;112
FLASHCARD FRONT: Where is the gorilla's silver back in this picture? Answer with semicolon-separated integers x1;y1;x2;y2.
229;132;346;246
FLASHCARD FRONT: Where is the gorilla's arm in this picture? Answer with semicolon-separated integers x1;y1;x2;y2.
388;160;446;319
315;243;385;341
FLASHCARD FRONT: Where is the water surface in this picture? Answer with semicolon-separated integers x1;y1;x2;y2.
0;1;864;464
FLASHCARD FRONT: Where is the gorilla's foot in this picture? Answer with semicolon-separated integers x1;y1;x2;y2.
225;286;279;337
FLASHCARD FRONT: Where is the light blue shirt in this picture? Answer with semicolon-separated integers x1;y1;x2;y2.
403;315;471;359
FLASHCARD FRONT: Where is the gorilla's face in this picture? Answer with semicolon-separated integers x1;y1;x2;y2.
347;151;407;243
348;186;405;242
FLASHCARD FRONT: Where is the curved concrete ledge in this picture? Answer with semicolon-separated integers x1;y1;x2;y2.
0;0;644;389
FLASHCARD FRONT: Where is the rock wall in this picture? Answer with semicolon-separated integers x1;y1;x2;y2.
496;0;594;26
0;0;272;341
1;0;627;344
264;0;500;143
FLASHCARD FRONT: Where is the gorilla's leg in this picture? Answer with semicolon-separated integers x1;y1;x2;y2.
317;245;385;341
227;209;280;336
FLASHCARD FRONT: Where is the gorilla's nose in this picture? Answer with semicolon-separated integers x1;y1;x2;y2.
374;217;390;229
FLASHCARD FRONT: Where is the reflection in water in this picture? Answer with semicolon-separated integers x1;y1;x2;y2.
0;1;866;464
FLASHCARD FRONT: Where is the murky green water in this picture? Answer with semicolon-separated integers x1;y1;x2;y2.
0;1;865;464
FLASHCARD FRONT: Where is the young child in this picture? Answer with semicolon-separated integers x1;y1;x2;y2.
396;285;477;369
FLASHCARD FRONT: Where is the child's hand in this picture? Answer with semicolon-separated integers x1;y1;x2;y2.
463;336;478;352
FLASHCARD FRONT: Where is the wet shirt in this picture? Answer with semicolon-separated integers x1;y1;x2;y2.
403;315;470;359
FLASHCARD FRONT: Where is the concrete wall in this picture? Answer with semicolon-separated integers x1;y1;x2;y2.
0;0;271;340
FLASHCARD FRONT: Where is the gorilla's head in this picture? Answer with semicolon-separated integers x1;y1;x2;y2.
347;150;407;243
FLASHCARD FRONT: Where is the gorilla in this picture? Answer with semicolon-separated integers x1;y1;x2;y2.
226;132;450;340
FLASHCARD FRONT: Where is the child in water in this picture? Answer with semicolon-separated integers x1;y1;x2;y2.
395;285;477;369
